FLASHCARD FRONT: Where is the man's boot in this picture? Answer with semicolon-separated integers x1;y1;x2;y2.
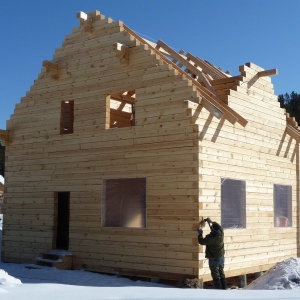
221;278;227;290
213;278;222;289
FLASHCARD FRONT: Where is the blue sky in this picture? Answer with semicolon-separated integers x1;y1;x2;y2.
0;0;299;129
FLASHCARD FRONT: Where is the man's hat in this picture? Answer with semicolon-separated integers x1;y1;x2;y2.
211;222;220;232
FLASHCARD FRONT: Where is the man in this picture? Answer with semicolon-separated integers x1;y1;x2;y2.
197;218;227;289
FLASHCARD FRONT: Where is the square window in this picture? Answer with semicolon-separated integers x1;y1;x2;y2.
221;178;246;229
274;184;292;227
102;178;146;228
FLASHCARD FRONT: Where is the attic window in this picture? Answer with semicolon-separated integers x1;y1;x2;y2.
106;91;135;129
274;184;292;227
221;178;246;229
102;178;146;228
60;100;74;134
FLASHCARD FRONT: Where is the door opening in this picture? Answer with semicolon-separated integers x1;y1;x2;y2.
54;192;70;250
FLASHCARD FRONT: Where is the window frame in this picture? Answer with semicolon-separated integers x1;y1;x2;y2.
274;184;292;228
60;100;74;134
221;178;246;229
105;91;136;129
102;177;147;229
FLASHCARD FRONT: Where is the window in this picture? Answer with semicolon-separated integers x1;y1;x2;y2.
221;178;246;228
102;178;146;228
60;100;74;134
274;184;292;227
106;90;135;129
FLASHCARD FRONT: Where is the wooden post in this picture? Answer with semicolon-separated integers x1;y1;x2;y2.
257;68;278;78
238;274;247;288
113;43;129;66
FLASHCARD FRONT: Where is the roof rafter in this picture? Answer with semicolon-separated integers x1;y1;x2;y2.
286;124;300;142
111;92;135;104
155;40;219;97
285;112;300;142
185;52;227;80
123;25;247;126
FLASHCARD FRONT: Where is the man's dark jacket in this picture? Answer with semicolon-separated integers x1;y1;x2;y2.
198;223;225;259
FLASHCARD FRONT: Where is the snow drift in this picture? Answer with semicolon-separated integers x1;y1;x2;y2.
245;257;300;290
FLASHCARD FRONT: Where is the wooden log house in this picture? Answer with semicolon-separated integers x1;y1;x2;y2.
1;10;299;282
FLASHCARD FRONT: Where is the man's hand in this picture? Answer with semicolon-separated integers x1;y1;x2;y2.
197;228;203;235
204;217;212;224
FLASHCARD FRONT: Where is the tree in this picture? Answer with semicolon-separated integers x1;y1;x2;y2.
278;92;300;124
0;143;5;177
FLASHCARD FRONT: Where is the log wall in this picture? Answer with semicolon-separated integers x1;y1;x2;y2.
198;62;298;280
2;15;201;280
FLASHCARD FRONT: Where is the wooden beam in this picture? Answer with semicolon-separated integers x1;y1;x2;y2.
0;130;10;146
43;61;59;80
120;30;246;126
201;100;224;119
76;11;88;24
43;61;58;71
76;10;103;33
286;113;298;127
110;92;135;104
286;124;300;142
257;68;278;78
156;40;221;100
113;43;129;66
186;53;227;80
76;10;102;21
212;75;243;85
87;10;101;18
123;25;247;126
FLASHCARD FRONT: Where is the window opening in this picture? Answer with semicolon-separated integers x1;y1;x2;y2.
102;178;146;228
106;90;135;129
221;178;246;229
60;100;74;134
274;184;292;227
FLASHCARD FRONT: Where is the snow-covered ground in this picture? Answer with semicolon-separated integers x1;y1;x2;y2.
0;214;300;299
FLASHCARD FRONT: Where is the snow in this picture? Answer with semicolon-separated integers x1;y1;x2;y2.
0;214;300;299
246;257;300;290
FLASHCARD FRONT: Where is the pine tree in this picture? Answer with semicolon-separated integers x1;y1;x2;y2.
278;92;300;124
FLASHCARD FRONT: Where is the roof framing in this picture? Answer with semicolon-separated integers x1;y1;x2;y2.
286;113;300;142
123;25;248;127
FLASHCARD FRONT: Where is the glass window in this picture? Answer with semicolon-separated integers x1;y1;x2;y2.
102;178;146;228
274;184;292;227
221;178;246;228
